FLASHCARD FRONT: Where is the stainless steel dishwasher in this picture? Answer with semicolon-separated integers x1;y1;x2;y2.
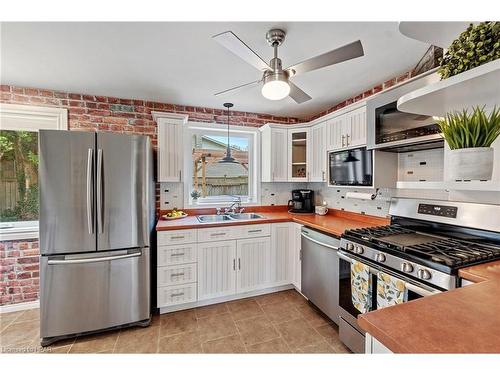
301;227;340;325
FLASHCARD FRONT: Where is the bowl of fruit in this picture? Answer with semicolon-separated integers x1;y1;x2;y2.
161;208;188;220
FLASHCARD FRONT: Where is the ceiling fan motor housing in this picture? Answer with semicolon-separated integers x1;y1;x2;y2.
266;29;286;47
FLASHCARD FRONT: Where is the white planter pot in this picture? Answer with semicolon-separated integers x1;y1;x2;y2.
448;147;494;181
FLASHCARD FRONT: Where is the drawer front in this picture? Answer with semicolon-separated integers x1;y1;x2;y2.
157;244;197;266
158;263;197;286
238;224;270;238
197;226;239;242
157;283;197;307
158;229;197;246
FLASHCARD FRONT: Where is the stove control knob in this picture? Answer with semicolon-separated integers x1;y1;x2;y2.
417;269;432;280
346;243;354;251
401;262;413;273
354;245;364;254
375;253;386;263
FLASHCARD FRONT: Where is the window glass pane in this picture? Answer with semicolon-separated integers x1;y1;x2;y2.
191;133;249;199
0;130;39;223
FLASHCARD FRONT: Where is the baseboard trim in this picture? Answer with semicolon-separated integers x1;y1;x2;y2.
159;284;298;314
0;300;39;313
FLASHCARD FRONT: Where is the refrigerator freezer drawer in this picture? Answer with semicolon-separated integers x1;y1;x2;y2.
40;248;150;340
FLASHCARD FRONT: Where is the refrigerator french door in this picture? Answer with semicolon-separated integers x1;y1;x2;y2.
39;130;154;346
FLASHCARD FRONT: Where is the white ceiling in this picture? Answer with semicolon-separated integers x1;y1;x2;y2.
0;22;430;118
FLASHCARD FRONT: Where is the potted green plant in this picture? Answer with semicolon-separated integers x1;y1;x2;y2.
190;190;201;201
438;22;500;79
436;106;500;181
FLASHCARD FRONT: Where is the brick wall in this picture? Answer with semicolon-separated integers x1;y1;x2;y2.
0;239;39;305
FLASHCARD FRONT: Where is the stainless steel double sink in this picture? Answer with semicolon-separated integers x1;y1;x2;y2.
197;213;265;223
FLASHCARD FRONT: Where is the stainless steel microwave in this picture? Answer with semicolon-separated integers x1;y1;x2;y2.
373;100;443;152
329;147;373;187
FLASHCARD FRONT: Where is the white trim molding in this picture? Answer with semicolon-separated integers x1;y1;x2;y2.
151;111;189;124
0;103;68;131
0;300;40;314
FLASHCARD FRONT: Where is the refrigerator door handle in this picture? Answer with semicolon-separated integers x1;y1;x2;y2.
97;148;103;234
47;251;142;265
86;148;94;234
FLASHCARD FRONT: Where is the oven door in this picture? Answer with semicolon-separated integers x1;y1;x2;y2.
337;249;441;352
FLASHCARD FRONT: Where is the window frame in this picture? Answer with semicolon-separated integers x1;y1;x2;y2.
0;103;68;240
183;121;261;208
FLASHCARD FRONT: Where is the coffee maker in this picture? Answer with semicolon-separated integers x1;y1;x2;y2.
288;189;315;214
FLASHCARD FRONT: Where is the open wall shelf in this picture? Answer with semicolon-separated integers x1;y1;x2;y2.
397;59;500;117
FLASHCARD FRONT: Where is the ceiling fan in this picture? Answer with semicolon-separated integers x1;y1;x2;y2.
213;29;364;103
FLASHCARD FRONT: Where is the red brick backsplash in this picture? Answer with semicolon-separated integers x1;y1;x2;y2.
0;239;40;305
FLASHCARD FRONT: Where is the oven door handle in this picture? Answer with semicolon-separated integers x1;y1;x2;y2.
337;251;379;274
405;283;440;297
301;233;339;250
338;250;442;297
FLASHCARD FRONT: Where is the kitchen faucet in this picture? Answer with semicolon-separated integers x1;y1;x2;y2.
216;196;245;215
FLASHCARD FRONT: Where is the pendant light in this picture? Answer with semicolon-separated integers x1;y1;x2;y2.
219;102;238;163
343;150;360;163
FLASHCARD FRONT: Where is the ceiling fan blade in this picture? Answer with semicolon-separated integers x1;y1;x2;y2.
286;40;364;77
213;31;270;72
288;82;312;104
214;80;262;96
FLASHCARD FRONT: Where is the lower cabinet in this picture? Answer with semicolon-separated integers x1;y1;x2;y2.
236;237;273;293
158;223;301;311
293;223;302;291
197;240;237;301
365;333;393;354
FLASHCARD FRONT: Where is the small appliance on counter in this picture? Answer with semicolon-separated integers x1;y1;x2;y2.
288;189;314;214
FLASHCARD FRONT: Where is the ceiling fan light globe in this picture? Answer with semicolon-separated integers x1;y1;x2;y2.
261;80;290;101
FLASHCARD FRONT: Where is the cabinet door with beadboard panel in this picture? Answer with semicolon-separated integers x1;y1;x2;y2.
236;237;272;293
197;240;237;300
271;127;288;181
157;118;183;182
309;122;327;182
347;106;367;147
270;223;294;286
326;114;346;150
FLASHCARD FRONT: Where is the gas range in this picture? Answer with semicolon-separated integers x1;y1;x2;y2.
340;198;500;290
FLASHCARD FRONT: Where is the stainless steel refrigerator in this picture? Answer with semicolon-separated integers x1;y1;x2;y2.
39;130;155;346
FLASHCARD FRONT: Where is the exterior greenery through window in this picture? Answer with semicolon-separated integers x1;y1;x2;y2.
0;130;39;223
190;133;250;203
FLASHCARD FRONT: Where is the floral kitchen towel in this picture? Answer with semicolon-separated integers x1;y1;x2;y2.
351;260;372;314
377;271;407;309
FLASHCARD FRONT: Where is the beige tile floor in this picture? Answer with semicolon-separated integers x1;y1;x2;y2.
0;289;350;354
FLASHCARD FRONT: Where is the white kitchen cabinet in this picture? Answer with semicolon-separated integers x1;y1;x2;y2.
292;223;303;291
236;237;272;293
309;122;327;182
326;105;367;151
197;240;237;301
270;223;294;286
260;125;288;182
365;333;393;354
288;128;310;182
152;112;188;182
346;106;367;148
326;114;347;150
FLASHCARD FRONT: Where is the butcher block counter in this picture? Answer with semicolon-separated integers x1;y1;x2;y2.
156;205;389;237
358;260;500;353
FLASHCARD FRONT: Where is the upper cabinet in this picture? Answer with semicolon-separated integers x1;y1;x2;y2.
309;122;327;182
260;125;288;182
153;112;188;182
288;127;310;182
326;105;367;151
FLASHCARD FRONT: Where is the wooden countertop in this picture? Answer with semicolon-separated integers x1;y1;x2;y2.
156;206;389;238
358;260;500;353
